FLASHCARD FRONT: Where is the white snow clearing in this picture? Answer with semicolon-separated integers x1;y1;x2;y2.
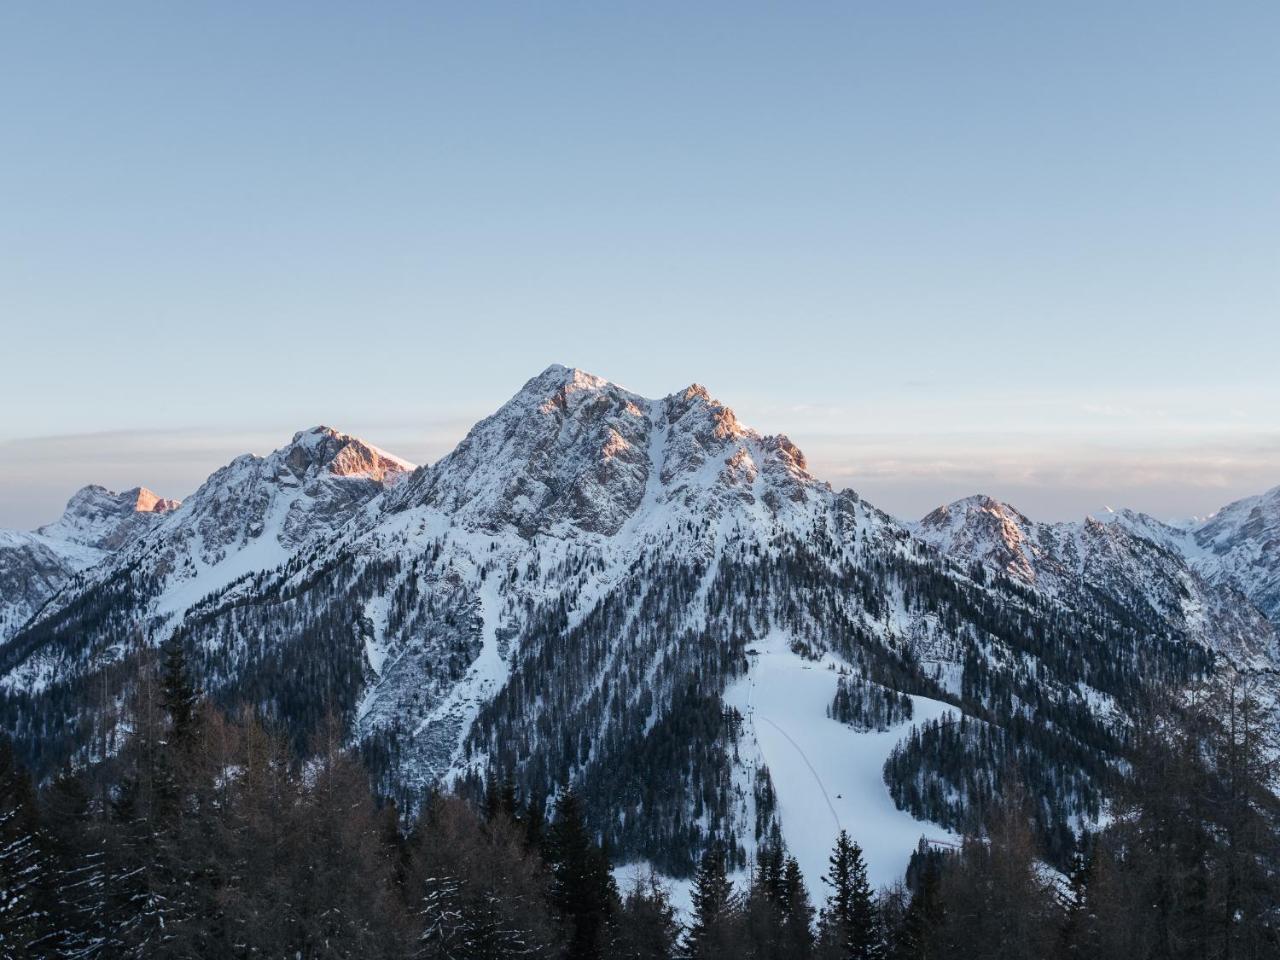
724;630;958;894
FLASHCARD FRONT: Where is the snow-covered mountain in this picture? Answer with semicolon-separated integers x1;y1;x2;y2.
109;424;415;616
0;426;414;696
0;486;180;642
385;365;822;537
37;484;180;550
1;365;1276;892
913;495;1278;667
1189;485;1280;624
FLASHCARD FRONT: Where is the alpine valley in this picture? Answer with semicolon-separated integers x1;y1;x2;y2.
2;365;1278;892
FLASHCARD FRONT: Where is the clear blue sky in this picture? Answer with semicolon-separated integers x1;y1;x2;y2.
2;2;1277;527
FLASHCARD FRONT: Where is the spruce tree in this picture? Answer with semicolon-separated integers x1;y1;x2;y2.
780;855;815;957
544;785;616;960
1059;836;1100;957
743;834;813;959
681;844;741;960
614;870;681;960
892;857;943;960
159;637;200;746
818;830;876;960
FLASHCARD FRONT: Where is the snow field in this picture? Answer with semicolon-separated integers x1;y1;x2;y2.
723;630;958;894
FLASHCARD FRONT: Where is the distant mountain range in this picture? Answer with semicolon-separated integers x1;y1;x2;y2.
2;365;1276;888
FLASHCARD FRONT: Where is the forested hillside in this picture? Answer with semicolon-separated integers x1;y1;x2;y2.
2;643;1276;959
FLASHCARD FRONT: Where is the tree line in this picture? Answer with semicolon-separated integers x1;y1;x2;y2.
3;639;1278;959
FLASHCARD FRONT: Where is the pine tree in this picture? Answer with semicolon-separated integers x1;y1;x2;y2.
780;855;816;957
100;666;184;959
417;873;471;959
159;637;199;747
1058;836;1099;957
742;833;813;959
544;785;616;960
287;717;399;958
39;767;111;957
614;870;681;960
410;793;558;960
1203;675;1280;959
523;791;545;853
891;847;943;960
934;791;1060;960
818;830;876;960
681;844;741;960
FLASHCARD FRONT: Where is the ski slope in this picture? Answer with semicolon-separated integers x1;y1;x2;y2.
724;630;958;893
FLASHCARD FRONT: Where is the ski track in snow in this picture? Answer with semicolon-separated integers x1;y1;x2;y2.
725;629;958;893
755;714;842;834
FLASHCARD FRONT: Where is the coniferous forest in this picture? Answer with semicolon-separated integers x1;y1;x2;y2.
2;639;1277;960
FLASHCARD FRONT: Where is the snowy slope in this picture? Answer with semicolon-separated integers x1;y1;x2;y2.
1189;485;1280;624
723;629;957;892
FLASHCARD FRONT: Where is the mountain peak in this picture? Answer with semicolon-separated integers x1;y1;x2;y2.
916;494;1037;582
281;426;415;482
129;486;182;514
392;366;820;537
37;483;180;551
920;494;1028;527
531;362;615;392
290;424;342;444
662;382;745;441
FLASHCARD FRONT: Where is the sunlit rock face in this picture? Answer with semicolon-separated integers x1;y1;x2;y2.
38;484;180;551
393;365;655;537
389;364;826;538
1;485;180;642
917;495;1040;583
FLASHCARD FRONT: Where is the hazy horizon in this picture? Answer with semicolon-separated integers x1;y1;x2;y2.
3;4;1277;528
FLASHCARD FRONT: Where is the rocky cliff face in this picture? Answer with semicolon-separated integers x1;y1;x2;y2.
0;531;101;642
166;424;413;562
